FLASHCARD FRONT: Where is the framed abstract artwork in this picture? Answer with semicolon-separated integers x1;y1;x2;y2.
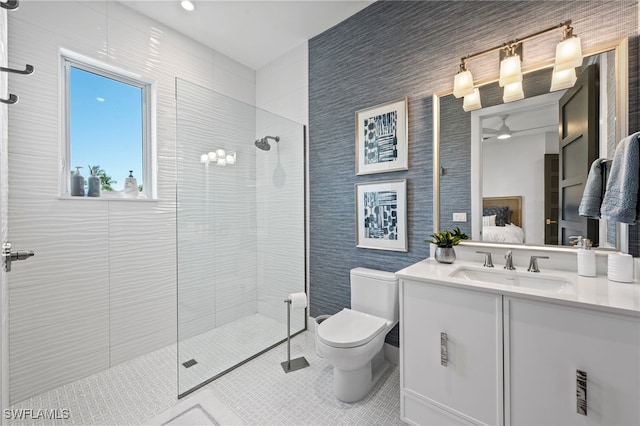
355;98;408;175
355;179;407;252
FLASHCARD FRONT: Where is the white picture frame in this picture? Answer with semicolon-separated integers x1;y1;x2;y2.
355;179;407;252
355;98;408;175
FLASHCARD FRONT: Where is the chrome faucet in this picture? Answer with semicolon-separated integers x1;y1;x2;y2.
504;250;516;270
476;251;494;267
527;255;549;273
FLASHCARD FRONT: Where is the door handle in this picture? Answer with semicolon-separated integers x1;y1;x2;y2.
440;332;448;366
2;242;35;272
546;219;558;225
576;369;587;416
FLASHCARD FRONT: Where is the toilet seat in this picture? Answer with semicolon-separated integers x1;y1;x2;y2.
317;309;386;348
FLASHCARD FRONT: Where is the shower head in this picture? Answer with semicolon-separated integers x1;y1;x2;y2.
255;138;271;151
254;135;280;151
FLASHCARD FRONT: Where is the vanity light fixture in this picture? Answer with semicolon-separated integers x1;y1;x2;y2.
502;81;524;103
462;88;482;112
452;20;582;110
553;24;583;71
225;152;236;165
550;67;578;91
453;62;475;98
550;24;582;91
181;0;195;11
201;150;237;166
498;45;523;87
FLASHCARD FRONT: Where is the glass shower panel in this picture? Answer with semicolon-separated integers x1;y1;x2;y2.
176;78;306;397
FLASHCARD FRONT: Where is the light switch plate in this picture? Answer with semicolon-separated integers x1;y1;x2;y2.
453;213;467;222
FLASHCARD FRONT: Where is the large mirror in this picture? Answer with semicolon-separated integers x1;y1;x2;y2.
434;38;629;252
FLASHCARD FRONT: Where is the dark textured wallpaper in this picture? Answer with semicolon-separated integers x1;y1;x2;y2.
309;1;638;346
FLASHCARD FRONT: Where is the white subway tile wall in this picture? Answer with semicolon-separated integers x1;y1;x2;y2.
5;0;317;404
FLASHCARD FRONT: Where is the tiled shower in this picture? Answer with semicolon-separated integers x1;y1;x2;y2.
4;0;307;410
175;79;305;395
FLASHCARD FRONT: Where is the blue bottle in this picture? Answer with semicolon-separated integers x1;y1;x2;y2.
70;166;85;196
87;168;101;197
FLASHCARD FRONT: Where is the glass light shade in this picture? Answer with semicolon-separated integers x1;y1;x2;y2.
217;158;226;166
225;153;236;165
200;154;209;164
503;81;524;103
453;69;475;98
499;55;523;87
497;130;512;140
462;88;482;112
216;149;226;158
554;36;583;72
208;151;217;161
181;0;195;11
550;67;577;91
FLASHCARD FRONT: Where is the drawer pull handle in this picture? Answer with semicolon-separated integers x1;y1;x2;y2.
440;332;448;366
576;369;587;416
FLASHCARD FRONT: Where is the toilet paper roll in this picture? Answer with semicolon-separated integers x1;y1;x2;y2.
288;292;308;309
608;253;634;283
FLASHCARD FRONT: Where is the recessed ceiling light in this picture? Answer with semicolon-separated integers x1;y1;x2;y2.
181;0;195;11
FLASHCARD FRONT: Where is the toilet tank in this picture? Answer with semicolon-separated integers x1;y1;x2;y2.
350;267;398;323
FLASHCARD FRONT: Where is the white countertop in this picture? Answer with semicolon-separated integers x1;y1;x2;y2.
396;258;640;317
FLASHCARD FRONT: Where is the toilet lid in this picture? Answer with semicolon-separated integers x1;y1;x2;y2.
317;309;387;348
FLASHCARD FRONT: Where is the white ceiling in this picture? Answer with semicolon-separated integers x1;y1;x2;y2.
119;0;374;70
482;106;558;141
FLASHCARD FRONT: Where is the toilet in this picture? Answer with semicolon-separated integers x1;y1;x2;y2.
316;267;398;402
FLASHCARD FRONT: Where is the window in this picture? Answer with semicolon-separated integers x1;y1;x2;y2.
61;50;156;198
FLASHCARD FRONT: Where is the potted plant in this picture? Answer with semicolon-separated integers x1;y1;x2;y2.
426;227;470;264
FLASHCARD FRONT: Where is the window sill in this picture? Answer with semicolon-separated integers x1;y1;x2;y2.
58;194;158;202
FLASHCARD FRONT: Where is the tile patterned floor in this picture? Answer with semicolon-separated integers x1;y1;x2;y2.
7;323;403;425
179;314;288;393
207;331;403;426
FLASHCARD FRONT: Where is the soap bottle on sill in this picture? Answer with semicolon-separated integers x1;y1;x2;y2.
124;170;139;198
577;238;596;277
70;166;85;196
87;167;101;197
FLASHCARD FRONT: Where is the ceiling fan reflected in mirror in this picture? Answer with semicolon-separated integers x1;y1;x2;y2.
483;114;513;140
482;114;553;142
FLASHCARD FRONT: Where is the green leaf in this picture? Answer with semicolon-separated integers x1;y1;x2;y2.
425;228;466;248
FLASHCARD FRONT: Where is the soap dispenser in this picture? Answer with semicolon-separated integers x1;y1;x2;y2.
87;167;101;197
577;238;596;277
123;170;138;198
70;166;85;196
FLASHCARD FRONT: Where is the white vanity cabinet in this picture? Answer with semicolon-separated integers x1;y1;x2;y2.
505;297;640;426
400;279;503;426
398;263;640;426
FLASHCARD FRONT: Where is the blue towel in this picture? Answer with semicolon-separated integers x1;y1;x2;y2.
579;158;607;219
601;132;640;224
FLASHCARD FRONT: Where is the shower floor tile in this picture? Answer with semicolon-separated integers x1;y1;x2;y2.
6;323;403;425
178;314;288;393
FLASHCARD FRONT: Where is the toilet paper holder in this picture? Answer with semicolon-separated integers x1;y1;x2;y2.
281;294;310;373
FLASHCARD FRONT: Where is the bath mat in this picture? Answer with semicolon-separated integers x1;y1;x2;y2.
145;389;244;425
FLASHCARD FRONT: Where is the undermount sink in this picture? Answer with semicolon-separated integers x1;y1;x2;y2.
450;266;576;294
